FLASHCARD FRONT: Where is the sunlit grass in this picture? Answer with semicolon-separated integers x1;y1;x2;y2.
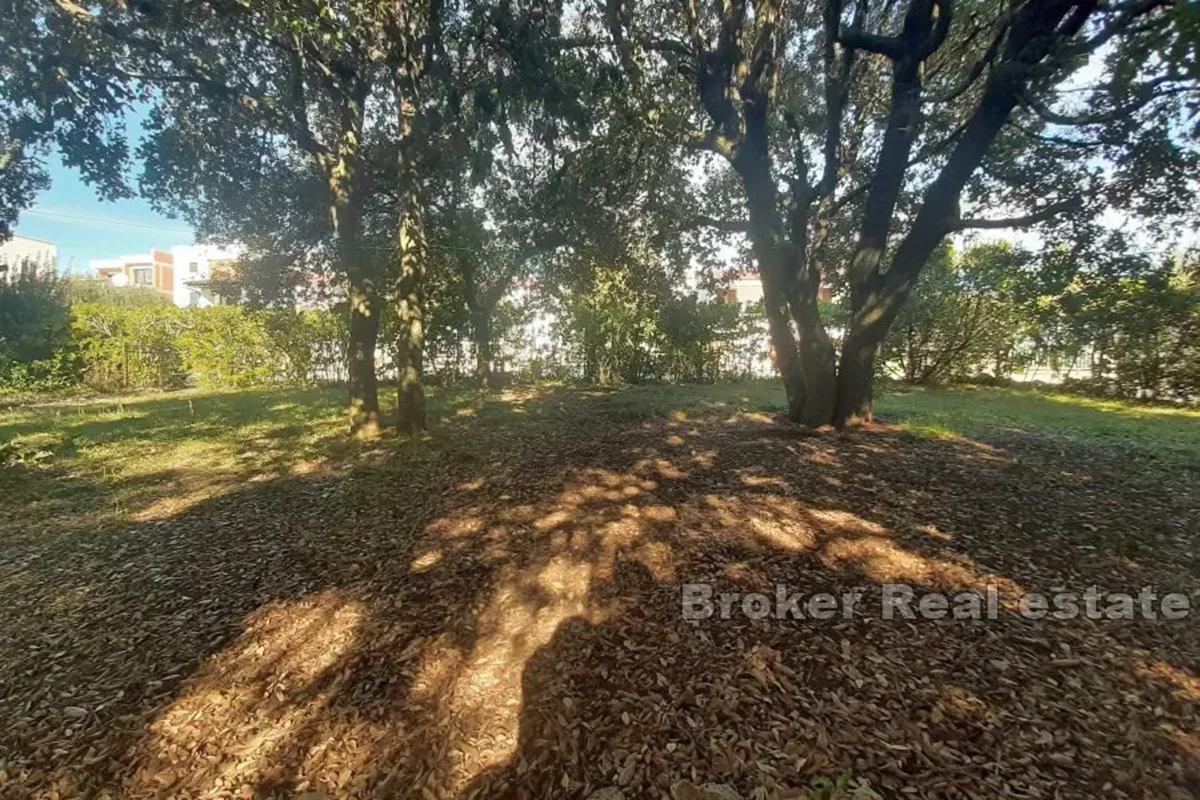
876;383;1200;469
3;380;1196;542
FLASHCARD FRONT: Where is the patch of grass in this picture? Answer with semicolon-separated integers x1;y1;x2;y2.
4;380;1196;541
0;386;360;536
875;384;1200;470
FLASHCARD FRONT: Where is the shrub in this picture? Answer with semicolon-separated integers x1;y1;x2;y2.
67;304;348;391
0;272;77;389
175;307;278;387
71;304;186;390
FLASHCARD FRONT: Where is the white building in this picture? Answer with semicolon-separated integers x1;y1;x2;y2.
0;235;57;282
91;249;177;299
170;244;245;307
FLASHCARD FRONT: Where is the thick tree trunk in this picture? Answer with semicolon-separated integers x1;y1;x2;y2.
735;137;837;427
834;329;883;426
396;206;426;434
329;149;379;437
788;285;838;426
393;52;428;434
347;269;382;437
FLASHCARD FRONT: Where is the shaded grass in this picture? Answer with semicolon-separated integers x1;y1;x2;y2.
2;380;1196;541
876;383;1200;471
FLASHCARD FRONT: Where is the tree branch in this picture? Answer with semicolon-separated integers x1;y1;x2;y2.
50;0;331;159
680;214;751;233
1020;77;1191;126
838;26;905;59
914;0;953;60
949;201;1070;230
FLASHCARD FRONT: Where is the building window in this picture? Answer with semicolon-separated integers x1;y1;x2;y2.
189;262;199;273
133;268;152;286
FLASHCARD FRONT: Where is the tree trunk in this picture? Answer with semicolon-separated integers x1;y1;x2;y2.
835;330;880;425
396;205;426;434
788;284;838;426
330;161;379;437
735;137;837;427
347;268;382;437
833;276;910;426
471;307;493;387
393;44;428;434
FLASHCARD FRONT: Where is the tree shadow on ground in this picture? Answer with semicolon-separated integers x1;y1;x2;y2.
0;387;1196;799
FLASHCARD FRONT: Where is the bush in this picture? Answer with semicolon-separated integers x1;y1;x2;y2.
63;278;172;307
71;304;186;390
68;304;348;391
175;307;278;387
0;272;78;389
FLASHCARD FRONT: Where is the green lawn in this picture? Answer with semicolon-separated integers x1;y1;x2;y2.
3;380;1197;483
3;380;1195;540
876;383;1200;470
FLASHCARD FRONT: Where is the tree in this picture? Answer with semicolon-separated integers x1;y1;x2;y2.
354;0;574;430
880;241;1037;384
579;0;1198;425
45;0;394;434
0;269;73;386
0;0;135;239
1054;245;1200;400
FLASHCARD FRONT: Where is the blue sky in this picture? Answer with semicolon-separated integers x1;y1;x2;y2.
12;94;194;280
13;145;196;276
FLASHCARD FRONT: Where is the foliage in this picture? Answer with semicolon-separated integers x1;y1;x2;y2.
561;0;1200;425
0;271;76;388
1052;249;1200;401
68;304;347;392
0;0;135;239
880;243;1039;384
71;304;187;391
63;278;172;307
5;0;1197;429
657;293;743;383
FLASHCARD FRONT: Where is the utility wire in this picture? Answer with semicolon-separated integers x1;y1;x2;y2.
24;208;194;235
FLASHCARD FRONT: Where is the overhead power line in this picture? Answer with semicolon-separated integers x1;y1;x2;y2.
24;208;194;235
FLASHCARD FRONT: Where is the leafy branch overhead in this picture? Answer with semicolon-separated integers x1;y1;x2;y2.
557;0;1197;426
0;0;1196;431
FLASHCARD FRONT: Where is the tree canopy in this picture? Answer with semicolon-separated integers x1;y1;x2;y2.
2;0;1197;429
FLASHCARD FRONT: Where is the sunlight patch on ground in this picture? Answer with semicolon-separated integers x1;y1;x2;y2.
395;462;698;793
129;591;366;797
3;383;1197;797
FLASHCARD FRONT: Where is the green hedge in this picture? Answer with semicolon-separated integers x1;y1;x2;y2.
70;304;348;391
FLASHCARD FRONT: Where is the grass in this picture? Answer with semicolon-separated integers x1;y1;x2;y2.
3;381;1196;498
875;383;1200;470
3;380;1195;541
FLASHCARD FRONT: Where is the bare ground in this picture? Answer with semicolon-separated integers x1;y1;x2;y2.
1;388;1197;799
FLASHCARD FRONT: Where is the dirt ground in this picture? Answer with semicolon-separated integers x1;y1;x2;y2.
1;387;1197;799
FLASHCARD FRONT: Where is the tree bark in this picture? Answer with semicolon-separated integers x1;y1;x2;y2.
735;132;837;427
395;202;427;434
326;91;379;438
834;331;878;425
471;307;493;386
346;263;382;437
393;19;427;434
